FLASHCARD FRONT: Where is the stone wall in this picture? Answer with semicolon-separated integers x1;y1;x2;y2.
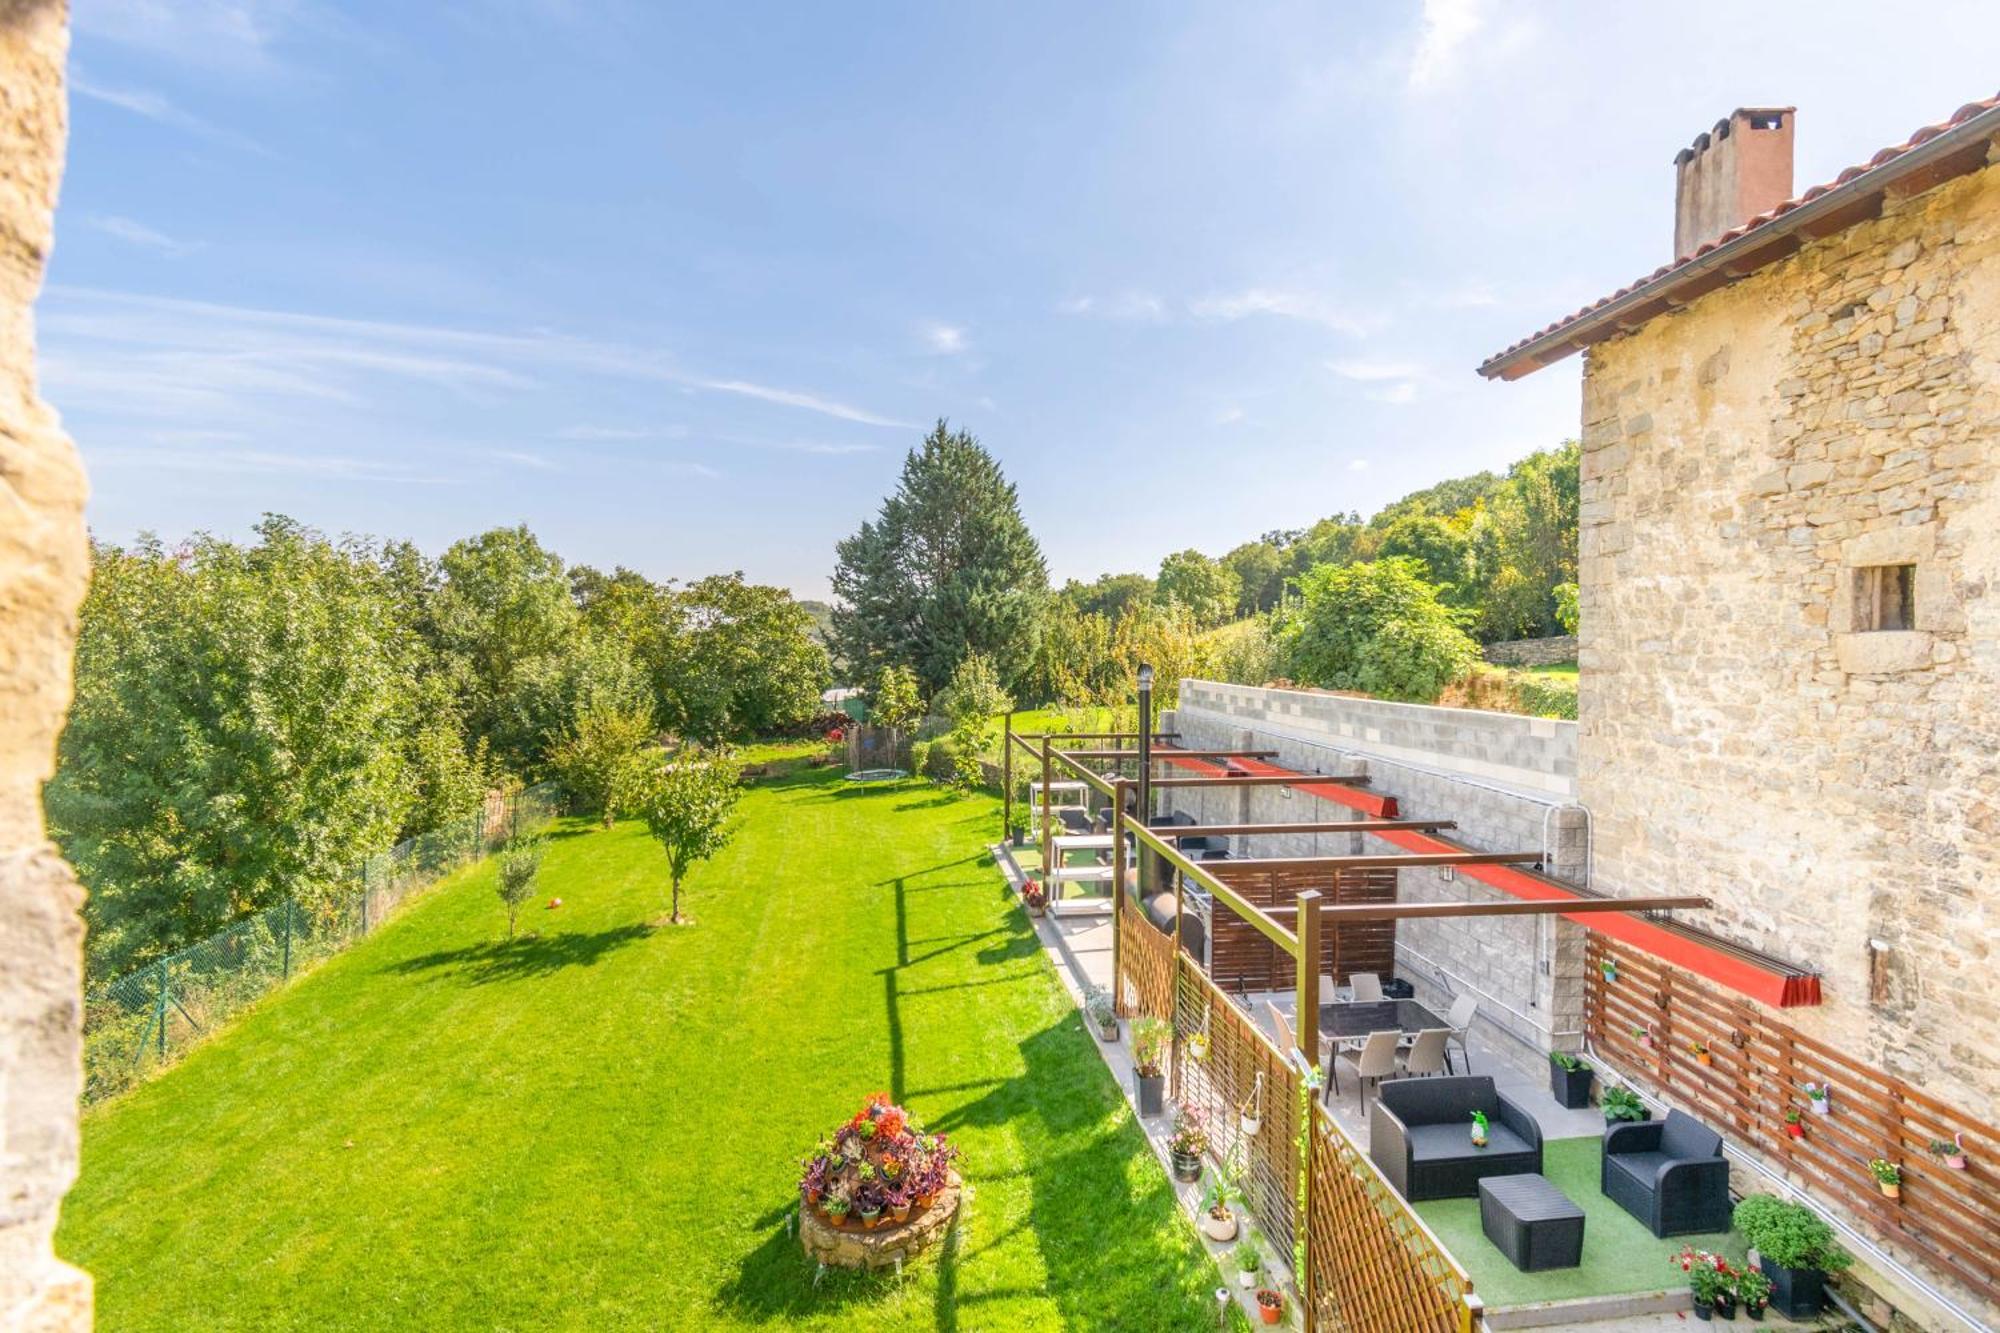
1170;682;1589;1076
0;2;92;1328
1576;153;2000;1124
1480;635;1578;668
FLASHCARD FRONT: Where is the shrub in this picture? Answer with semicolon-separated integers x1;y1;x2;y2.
1276;558;1478;703
1511;672;1577;720
908;738;933;778
496;836;544;939
1553;581;1580;634
1731;1195;1852;1273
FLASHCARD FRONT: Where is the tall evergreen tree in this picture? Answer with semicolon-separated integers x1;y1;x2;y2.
830;420;1048;694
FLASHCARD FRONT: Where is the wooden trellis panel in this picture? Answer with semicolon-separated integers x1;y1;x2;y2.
1586;935;2000;1312
1205;864;1397;996
1306;1099;1479;1332
1171;955;1303;1259
1117;891;1176;1022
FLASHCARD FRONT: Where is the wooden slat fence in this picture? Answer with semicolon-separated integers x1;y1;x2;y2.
1585;935;2000;1312
1205;864;1397;996
1307;1099;1478;1333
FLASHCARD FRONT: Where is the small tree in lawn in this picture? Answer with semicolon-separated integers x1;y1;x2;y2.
496;836;544;940
637;748;742;925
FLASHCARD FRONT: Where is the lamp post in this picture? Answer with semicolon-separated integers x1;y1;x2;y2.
1136;664;1153;895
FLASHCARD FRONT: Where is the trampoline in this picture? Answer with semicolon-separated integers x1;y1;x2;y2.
844;768;908;783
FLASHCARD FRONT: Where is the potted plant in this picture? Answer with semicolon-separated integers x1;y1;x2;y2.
1733;1195;1853;1319
1470;1109;1489;1148
1169;1103;1209;1182
1805;1082;1831;1117
1255;1288;1285;1325
1085;985;1119;1041
1201;1177;1242;1242
1239;1079;1263;1137
1675;1246;1727;1321
1601;1085;1649;1124
1187;1030;1210;1063
1781;1107;1806;1140
1131;1017;1170;1116
1601;957;1618;983
1869;1157;1901;1199
1235;1239;1263;1289
1630;1023;1654;1048
1008;812;1029;848
1689;1039;1712;1067
798;1093;959;1232
1021;879;1048;918
1930;1135;1968;1170
1736;1268;1772;1322
1549;1050;1593;1108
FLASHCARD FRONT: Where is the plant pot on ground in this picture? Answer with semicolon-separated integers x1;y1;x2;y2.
1600;1085;1648;1126
1735;1269;1772;1323
1548;1051;1592;1109
1255;1289;1284;1325
1234;1239;1262;1289
1732;1195;1852;1320
1085;984;1119;1042
1131;1017;1170;1117
1168;1103;1210;1183
1202;1158;1244;1242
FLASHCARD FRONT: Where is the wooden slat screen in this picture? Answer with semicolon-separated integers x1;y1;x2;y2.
1205;864;1397;996
1585;935;2000;1314
1307;1099;1478;1332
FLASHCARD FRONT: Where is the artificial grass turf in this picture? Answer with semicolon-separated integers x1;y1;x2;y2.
60;767;1240;1331
1411;1136;1743;1309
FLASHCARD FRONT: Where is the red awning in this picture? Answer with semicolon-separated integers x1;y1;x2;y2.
1157;751;1820;1008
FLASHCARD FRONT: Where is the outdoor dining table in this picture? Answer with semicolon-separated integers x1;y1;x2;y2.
1316;998;1448;1051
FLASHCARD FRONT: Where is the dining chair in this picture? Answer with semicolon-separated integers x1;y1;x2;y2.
1445;993;1478;1074
1349;972;1384;1002
1328;1029;1401;1108
1266;1001;1296;1058
1401;1028;1451;1078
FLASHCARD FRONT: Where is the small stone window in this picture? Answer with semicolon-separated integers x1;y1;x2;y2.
1853;564;1915;633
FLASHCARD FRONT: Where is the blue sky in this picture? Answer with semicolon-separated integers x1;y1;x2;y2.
47;1;2000;597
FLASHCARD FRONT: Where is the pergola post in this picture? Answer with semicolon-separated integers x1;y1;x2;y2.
1001;710;1013;842
1295;890;1321;1062
1136;664;1154;897
1038;736;1053;881
1112;777;1131;1015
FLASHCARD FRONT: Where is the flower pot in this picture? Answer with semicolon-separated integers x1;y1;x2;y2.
915;1191;939;1210
1879;1181;1900;1200
1238;1268;1259;1289
1808;1097;1830;1117
1745;1302;1767;1322
1550;1061;1593;1109
859;1209;881;1230
1097;1019;1119;1042
1696;1052;1713;1067
1783;1121;1805;1140
1255;1292;1284;1325
1202;1209;1238;1242
891;1202;912;1223
1011;831;1027;848
1171;1149;1203;1183
1136;1071;1165;1117
1691;1295;1713;1321
1713;1290;1737;1320
1240;1115;1261;1137
1760;1258;1827;1320
1944;1152;1968;1169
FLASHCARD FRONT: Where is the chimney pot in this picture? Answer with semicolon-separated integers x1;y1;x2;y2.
1673;106;1795;262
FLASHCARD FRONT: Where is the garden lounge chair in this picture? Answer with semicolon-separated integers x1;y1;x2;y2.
1601;1108;1732;1237
1368;1075;1544;1202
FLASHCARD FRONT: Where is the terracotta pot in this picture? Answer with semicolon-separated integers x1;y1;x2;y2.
1696;1052;1713;1067
916;1191;939;1209
1879;1182;1900;1200
1256;1293;1284;1325
891;1202;912;1222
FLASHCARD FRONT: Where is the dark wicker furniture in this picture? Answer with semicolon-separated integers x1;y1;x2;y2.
1369;1076;1544;1202
1478;1173;1585;1271
1601;1109;1731;1237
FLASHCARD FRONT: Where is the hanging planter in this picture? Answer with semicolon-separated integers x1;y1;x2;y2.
1868;1158;1902;1200
1239;1073;1265;1138
1929;1135;1968;1170
1805;1083;1832;1117
1689;1040;1712;1067
1187;1004;1212;1063
1601;957;1618;984
1782;1108;1806;1141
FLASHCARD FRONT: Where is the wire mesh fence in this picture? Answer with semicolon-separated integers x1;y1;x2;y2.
82;781;562;1103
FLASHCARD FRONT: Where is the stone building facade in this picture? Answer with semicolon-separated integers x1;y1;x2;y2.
0;2;92;1328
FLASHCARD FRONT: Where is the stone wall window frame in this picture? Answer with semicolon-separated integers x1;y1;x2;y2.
1852;564;1916;633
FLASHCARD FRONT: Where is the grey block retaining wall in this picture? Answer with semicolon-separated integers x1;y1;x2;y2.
1163;681;1590;1077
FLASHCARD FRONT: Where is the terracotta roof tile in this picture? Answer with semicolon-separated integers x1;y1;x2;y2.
1482;93;2000;375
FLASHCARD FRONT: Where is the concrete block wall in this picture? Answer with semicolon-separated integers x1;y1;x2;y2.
1166;682;1589;1078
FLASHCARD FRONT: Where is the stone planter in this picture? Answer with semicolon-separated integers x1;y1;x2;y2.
801;1171;962;1271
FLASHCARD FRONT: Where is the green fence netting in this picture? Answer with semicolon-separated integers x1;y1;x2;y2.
82;782;562;1103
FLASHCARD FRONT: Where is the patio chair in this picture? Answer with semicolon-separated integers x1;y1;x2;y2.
1444;993;1478;1074
1401;1028;1451;1078
1601;1108;1732;1237
1369;1075;1544;1202
1326;1029;1400;1109
1350;972;1384;1002
1266;1001;1295;1057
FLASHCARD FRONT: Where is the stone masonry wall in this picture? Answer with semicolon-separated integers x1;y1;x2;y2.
1577;154;2000;1124
0;2;92;1328
1481;635;1579;668
1170;682;1589;1078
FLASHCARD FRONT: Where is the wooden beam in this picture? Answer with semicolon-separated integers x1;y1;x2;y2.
1058;748;1279;762
1257;895;1709;922
1198;851;1543;871
1146;774;1370;790
1158;820;1456;837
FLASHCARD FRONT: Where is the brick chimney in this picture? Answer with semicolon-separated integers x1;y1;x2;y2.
1673;107;1795;261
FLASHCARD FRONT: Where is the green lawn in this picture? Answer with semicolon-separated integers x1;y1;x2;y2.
1522;662;1578;679
60;766;1235;1330
1412;1137;1741;1309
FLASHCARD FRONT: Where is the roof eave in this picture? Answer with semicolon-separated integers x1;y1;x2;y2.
1478;104;2000;381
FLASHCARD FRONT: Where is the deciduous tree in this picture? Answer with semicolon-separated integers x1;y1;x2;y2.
636;749;743;925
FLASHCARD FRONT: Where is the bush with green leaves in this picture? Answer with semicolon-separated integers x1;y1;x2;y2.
1731;1196;1852;1273
548;702;656;827
1276;558;1478;703
1510;672;1578;720
496;837;544;939
635;748;743;925
936;652;1013;729
1553;581;1580;634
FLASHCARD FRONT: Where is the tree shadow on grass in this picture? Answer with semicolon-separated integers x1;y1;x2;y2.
383;923;653;986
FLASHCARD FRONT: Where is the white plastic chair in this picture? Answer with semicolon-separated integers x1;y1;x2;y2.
1445;993;1478;1074
1267;1000;1296;1057
1329;1029;1400;1108
1349;972;1384;1002
1402;1028;1451;1078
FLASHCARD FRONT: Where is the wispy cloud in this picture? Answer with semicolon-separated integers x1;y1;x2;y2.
83;214;195;256
1057;291;1167;322
922;322;968;355
1328;357;1426;405
70;70;277;156
1191;286;1370;334
41;287;912;430
1408;0;1488;92
556;424;686;441
1213;405;1246;426
89;445;450;484
497;449;558;470
1348;458;1372;472
73;0;311;76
